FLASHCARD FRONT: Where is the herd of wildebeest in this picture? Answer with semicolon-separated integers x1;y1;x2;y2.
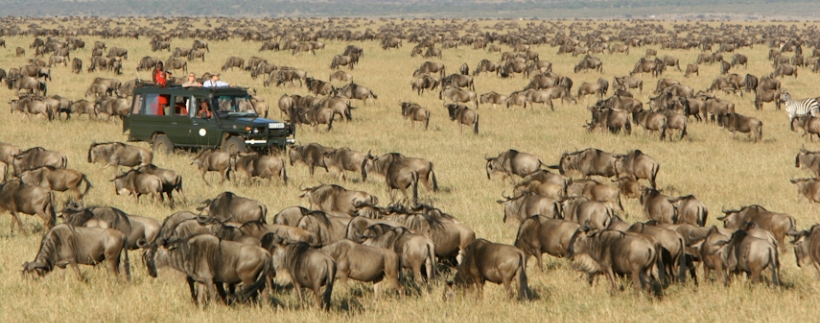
5;16;820;310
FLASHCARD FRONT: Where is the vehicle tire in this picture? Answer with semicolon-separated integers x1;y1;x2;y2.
222;136;247;154
152;134;174;155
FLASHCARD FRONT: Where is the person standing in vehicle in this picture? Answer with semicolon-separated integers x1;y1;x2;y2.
203;73;232;88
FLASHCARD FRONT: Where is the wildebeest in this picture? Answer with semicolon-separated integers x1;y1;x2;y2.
684;64;699;77
560;196;614;230
9;97;53;121
305;77;334;96
574;55;603;73
221;56;245;71
299;184;378;217
444;239;530;300
112;169;164;206
568;228;663;296
197;191;267;224
715;228;781;286
107;47;128;60
550;148;617;179
717;205;798;249
631;108;668;140
445;104;479;134
261;234;334;310
399;102;431;130
791;224;820;276
411;74;440;95
441;74;475;91
230;152;287;186
329;70;353;84
718;112;762;142
789;178;820;206
514;215;580;270
330;54;356;70
627;222;687;281
23;224;129;281
576;78;609;100
613;76;643;93
586;103;632;135
19;166;92;201
190;149;231;186
334;83;377;105
612;150;660;189
795;147;820;177
87;142;152;170
288;143;335;178
472;59;500;76
12;147;67;175
320;147;368;182
145;234;270;305
791;116;820;141
0;179;56;234
360;223;436;285
413;61;446;78
497;192;561;223
479;91;507;109
638;188;676;224
774;64;798;78
485;149;546;183
363;152;438;193
321;239;403;298
668;195;708;226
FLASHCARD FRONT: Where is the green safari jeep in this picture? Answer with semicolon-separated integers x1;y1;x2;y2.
123;83;295;154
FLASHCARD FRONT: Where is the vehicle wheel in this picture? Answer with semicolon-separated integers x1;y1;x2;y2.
222;136;247;154
152;134;174;155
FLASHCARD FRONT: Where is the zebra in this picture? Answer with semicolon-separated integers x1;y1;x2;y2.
782;91;819;130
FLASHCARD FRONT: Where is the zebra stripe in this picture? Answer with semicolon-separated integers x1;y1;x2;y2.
783;92;819;121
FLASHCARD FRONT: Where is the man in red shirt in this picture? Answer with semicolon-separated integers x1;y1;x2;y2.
153;62;169;115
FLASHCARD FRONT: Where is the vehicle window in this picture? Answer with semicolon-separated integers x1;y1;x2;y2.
142;94;172;116
173;95;190;116
195;98;213;119
213;95;257;117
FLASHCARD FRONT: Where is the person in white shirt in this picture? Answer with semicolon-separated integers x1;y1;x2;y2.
203;73;232;88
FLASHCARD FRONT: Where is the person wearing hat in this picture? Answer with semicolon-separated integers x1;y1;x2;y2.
203;73;232;88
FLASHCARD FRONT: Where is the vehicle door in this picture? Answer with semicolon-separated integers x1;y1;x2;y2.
164;94;195;146
191;96;223;148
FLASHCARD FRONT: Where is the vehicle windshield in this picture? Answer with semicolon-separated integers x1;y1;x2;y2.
212;95;257;118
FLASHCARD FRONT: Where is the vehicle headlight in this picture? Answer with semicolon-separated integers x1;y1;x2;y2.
252;128;260;134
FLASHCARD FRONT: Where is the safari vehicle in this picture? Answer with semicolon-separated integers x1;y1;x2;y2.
123;83;295;154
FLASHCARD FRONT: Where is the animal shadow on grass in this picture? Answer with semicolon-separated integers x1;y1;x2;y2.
336;296;366;314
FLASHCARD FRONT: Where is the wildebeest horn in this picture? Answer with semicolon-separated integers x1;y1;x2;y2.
546;165;559;169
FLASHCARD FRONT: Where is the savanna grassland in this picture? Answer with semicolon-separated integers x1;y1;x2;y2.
1;17;820;323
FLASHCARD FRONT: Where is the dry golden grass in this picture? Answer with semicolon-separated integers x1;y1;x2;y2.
1;18;820;322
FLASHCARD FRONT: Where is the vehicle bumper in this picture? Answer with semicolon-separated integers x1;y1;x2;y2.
244;138;293;147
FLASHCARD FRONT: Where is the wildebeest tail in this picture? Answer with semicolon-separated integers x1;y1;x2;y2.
625;117;632;135
122;238;131;281
676;236;687;282
322;258;335;311
327;113;334;131
425;241;435;282
241;258;270;300
650;163;659;189
412;170;419;206
370;90;378;99
46;191;57;229
517;252;531;300
680;121;687;140
770;245;781;286
424;111;430;130
81;174;93;197
473;114;479;134
259;204;268;224
430;163;439;192
654;242;666;284
281;163;288;186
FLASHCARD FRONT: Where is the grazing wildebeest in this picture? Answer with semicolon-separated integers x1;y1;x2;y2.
560;196;614;230
717;205;798;249
13;147;67;175
497;192;561;223
444;239;530;300
549;148;617;179
792;116;820;141
718;112;762;142
321;147;369;182
684;64;699;77
19;166;92;201
321;239;403;298
299;184;378;217
754;89;781;110
479;91;507;109
221;56;245;71
791;224;820;277
305;77;334;96
574;55;603;73
568;228;663;296
472;59;500;76
261;234;334;310
8;76;48;96
577;78;609;100
399;102;431;130
445;104;479;134
789;178;820;206
363;152;439;192
774;64;798;78
23;224;129;281
668;195;708;226
164;57;188;73
230;152;287;186
441;74;475;91
88;142;152;170
190;149;231;186
413;61;445;78
613;76;643;93
796;147;820;177
565;179;624;211
112;169;164;206
439;86;478;110
288;143;334;178
586;103;632;135
514;215;580;270
259;41;279;51
197;191;267;224
334;83;377;105
459;63;469;75
485;149;546;183
411;74;440;95
0;179;56;234
329;70;353;84
145;234;270;306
